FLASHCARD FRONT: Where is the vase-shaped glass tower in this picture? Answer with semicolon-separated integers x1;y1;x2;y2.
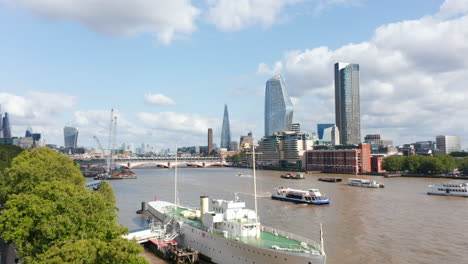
264;74;294;136
220;105;231;150
64;126;79;148
335;62;361;145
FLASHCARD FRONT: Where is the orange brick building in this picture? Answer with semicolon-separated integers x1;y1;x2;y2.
306;144;371;174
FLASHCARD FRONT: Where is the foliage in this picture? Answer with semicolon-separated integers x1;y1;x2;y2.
0;144;24;173
382;155;404;172
0;148;147;263
229;152;246;163
456;157;468;171
450;151;468;157
383;154;459;174
1;147;84;203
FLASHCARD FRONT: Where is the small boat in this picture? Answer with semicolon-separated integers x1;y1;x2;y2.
427;182;468;197
348;178;384;188
280;173;304;179
271;187;330;205
318;177;342;183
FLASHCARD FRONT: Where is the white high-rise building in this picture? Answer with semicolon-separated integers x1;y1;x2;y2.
436;135;461;154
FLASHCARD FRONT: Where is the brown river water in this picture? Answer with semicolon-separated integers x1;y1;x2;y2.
108;167;468;264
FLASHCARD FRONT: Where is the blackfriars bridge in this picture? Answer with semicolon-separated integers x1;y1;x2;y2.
74;156;229;169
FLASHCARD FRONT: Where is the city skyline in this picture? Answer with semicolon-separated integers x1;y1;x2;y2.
0;0;467;149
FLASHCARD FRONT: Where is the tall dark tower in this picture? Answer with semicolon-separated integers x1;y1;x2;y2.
207;128;213;154
2;112;11;138
264;74;294;136
0;104;3;138
220;105;231;150
335;62;361;145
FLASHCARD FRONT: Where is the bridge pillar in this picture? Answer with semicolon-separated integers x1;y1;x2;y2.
127;162;131;168
202;162;205;168
168;162;171;168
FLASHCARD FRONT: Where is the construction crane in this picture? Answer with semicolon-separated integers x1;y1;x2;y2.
93;135;108;173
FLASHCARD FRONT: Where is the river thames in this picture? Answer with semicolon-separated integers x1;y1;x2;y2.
108;168;468;264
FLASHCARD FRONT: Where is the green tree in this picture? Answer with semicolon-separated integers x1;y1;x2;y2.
456;157;468;172
0;148;147;263
382;156;404;171
419;156;444;174
0;144;24;172
402;155;423;172
1;147;84;203
434;154;457;172
450;151;468;157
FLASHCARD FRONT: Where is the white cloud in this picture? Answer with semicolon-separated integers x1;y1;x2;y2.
144;93;176;106
205;0;304;31
137;112;214;134
438;0;468;18
257;61;283;76
258;0;468;146
4;0;200;44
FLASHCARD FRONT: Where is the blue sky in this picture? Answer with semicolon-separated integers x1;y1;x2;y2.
1;0;467;150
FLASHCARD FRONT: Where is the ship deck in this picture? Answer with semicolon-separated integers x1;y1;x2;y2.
167;207;321;255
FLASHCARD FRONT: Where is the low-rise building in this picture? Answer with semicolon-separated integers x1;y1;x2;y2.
306;144;371;174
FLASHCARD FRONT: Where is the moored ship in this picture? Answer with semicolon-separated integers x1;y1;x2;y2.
271;187;330;205
427;182;468;197
147;195;326;264
347;178;384;188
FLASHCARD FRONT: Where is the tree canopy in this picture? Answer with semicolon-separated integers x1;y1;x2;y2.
382;154;458;174
0;148;147;263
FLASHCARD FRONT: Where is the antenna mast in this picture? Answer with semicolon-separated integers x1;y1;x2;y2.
174;144;178;210
253;142;259;238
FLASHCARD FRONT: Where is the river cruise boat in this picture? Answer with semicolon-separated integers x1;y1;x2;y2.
347;178;384;188
147;195;326;264
271;187;330;205
427;182;468;197
280;173;304;179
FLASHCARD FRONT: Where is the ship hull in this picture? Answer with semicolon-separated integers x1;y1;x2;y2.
271;195;330;205
179;224;325;264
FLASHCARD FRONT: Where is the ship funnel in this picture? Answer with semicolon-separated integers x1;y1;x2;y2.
200;196;209;215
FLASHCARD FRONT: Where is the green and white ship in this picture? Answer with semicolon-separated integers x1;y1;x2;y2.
147;194;326;264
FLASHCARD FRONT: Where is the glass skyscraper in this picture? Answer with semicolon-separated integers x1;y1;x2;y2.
64;126;79;148
335;62;361;145
264;74;294;136
220;105;231;150
2;112;11;138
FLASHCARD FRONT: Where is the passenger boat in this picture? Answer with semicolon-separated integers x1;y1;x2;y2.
280;173;304;179
347;178;384;188
318;177;342;183
427;182;468;197
271;187;330;205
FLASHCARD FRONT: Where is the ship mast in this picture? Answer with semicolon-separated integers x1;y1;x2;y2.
174;144;178;211
252;143;259;238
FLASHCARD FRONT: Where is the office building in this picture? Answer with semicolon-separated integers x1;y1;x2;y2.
322;125;340;146
220;105;231;150
335;62;361;145
306;144;371;174
0;105;3;138
63;126;79;148
265;74;294;136
257;131;315;169
208;128;213;154
291;123;300;133
436;135;461;154
317;124;334;140
2;112;11;138
230;141;239;152
25;125;33;137
239;132;254;152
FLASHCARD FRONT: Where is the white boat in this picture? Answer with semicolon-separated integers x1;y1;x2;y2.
347;178;384;188
427;182;468;197
271;187;330;205
147;196;326;264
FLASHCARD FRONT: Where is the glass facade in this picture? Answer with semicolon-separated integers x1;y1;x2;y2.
335;63;361;145
64;126;79;148
317;124;334;139
220;105;231;150
264;75;294;136
2;112;11;138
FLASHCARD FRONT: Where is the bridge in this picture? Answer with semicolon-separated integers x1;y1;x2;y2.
74;157;229;169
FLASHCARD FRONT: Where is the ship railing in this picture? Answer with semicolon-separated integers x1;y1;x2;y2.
261;226;324;255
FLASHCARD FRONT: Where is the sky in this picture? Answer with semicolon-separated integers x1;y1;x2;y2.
1;0;468;151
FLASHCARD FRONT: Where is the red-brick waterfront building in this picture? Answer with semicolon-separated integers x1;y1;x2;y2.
306;144;371;174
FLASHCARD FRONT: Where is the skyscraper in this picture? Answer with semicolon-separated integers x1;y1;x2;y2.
335;62;361;145
436;135;461;154
207;128;213;154
63;126;79;148
25;125;33;137
0;104;3;138
220;105;231;150
2;112;11;138
265;74;294;136
317;124;334;140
